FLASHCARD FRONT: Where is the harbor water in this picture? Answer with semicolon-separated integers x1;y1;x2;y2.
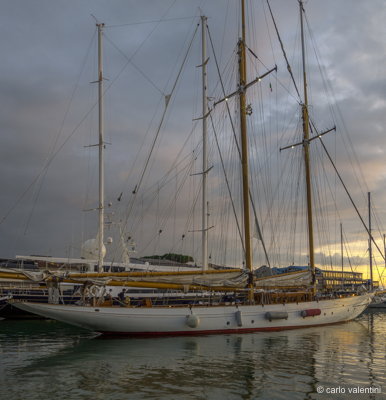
1;310;385;400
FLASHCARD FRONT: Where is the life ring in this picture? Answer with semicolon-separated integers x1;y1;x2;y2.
89;285;99;297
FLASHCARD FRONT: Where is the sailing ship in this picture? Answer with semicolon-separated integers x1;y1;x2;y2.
13;1;374;334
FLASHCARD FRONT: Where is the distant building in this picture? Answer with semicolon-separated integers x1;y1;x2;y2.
256;265;378;291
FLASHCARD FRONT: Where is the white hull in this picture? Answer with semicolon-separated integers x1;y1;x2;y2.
14;293;372;336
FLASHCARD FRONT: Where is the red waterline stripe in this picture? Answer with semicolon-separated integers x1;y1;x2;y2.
99;319;354;337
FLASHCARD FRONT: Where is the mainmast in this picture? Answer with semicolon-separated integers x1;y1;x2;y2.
299;0;316;288
239;0;254;293
201;15;209;271
97;23;105;272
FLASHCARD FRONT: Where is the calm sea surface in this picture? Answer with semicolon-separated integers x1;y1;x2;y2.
0;310;385;400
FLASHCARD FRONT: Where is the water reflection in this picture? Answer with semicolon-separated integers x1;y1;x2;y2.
1;311;385;400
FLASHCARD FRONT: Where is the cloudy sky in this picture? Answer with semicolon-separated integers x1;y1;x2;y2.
0;0;385;279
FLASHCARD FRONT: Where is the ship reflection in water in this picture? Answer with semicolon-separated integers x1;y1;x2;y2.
0;310;385;400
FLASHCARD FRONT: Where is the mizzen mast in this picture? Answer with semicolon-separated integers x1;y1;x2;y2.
299;0;316;288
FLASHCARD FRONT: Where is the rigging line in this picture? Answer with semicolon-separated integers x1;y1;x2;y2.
314;123;385;262
246;89;272;267
313;150;333;266
207;26;240;157
124;129;200;236
158;160;195;231
272;2;368;267
182;175;202;241
108;3;192;204
143;124;199;198
160;17;200;98
116;96;164;207
102;2;183;133
131;23;200;197
262;0;277;66
130;136;199;235
207;23;271;267
314;143;345;245
303;12;369;210
266;0;301;102
259;2;277;240
138;21;201;188
1;36;108;228
210;48;237;98
110;0;179;90
372;203;385;241
210;114;244;255
124;121;199;234
374;261;384;288
219;0;231;67
104;34;164;96
342;232;356;275
143;153;195;196
48;31;97;169
23;30;97;236
0;98;97;226
105;16;198;28
304;15;335;126
139;158;197;255
246;44;298;104
133;158;194;222
160;136;201;192
245;45;270;72
370;247;384;286
307;12;384;242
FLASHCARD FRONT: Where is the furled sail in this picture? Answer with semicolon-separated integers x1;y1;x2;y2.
254;270;312;288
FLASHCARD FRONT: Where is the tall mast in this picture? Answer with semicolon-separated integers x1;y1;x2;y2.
368;192;373;290
201;15;209;271
239;0;253;294
97;23;105;272
299;0;315;288
340;222;344;291
383;233;386;272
